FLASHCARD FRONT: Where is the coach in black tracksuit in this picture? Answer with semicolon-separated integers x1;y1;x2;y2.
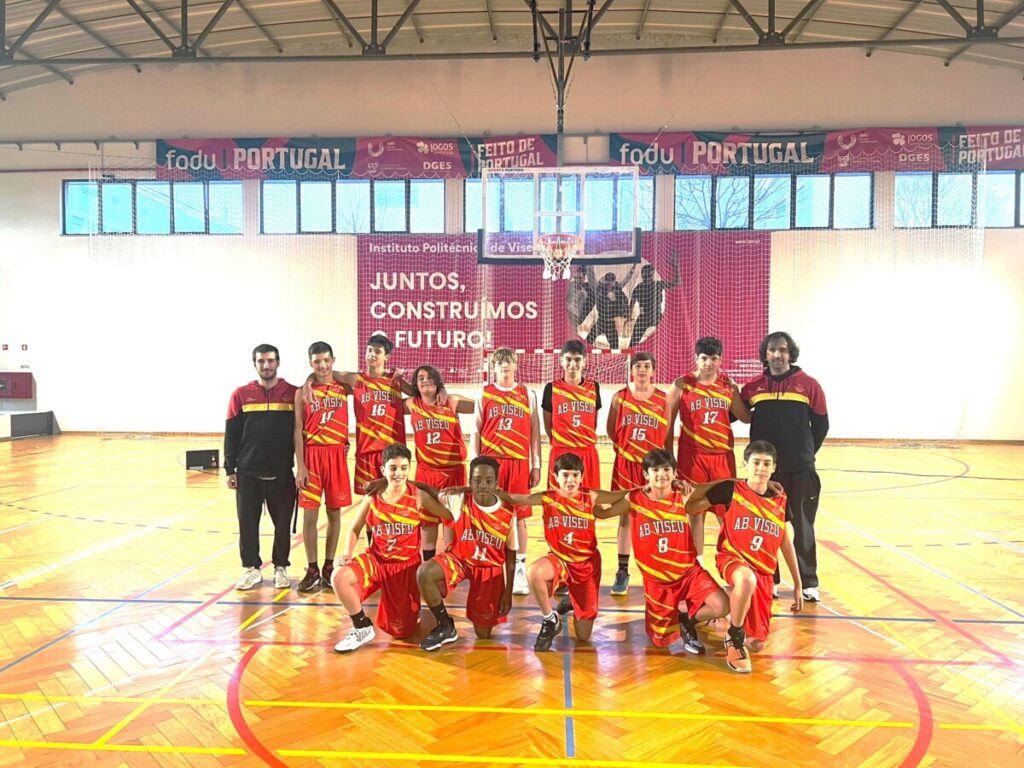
741;332;829;600
225;344;298;585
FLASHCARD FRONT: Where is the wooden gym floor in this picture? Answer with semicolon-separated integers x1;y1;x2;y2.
0;435;1021;767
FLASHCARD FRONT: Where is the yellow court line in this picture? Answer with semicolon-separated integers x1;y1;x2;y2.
93;646;218;746
0;693;219;705
277;751;743;768
247;699;913;729
0;740;244;755
938;723;1024;733
235;586;292;632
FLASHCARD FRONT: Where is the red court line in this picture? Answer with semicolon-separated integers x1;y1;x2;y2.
892;663;934;768
227;642;289;768
821;540;1015;666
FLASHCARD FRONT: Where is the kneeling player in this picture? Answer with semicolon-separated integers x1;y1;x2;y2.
607;449;729;653
331;443;453;653
685;440;803;673
416;456;518;650
499;453;633;652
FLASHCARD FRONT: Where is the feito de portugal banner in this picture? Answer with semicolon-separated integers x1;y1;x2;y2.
357;232;769;386
155;135;557;180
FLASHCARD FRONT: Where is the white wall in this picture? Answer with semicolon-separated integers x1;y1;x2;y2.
1;48;1022;437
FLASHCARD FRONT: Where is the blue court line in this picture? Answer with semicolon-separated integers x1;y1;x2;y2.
560;619;576;758
0;545;232;675
4;594;1024;626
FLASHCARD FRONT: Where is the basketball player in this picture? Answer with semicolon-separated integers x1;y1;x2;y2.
665;337;749;533
416;456;518;650
497;453;635;652
685;440;803;673
604;449;729;653
293;341;351;593
606;352;668;595
474;348;541;596
331;443;453;653
225;344;297;591
626;256;680;347
542;339;601;489
405;364;474;560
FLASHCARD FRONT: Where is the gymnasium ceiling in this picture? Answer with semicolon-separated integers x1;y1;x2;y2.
0;0;1022;99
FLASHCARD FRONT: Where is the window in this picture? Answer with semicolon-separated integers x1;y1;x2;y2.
978;171;1016;228
336;180;371;233
894;172;934;228
62;180;242;235
300;181;333;233
674;176;712;230
936;172;974;226
409;179;445;233
753;174;790;230
795;175;830;228
833;173;873;229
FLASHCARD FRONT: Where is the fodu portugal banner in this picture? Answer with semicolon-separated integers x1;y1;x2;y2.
156;135;557;180
357;233;769;386
611;125;1024;174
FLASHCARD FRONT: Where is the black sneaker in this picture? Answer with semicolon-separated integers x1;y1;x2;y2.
555;595;573;616
554;583;569;597
297;565;322;593
320;563;335;592
680;615;705;655
610;569;629;596
420;620;458;651
534;614;562;652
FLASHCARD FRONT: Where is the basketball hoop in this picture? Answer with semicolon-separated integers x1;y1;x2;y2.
536;233;582;281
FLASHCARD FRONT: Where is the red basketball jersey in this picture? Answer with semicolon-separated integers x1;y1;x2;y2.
408;397;466;469
367;485;423;564
448;495;516;567
542;491;597;565
549;379;599;450
303;382;351;447
718;481;788;575
353;373;407;455
612;386;669;464
676;373;735;455
479;384;532;461
628;489;697;583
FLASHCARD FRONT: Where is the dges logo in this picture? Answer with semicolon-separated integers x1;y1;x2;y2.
416;141;429;154
891;132;907;147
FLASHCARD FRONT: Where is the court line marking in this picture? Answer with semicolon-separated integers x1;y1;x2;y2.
0;741;245;755
561;621;576;758
236;588;292;633
276;751;747;767
0;691;1018;733
892;663;935;768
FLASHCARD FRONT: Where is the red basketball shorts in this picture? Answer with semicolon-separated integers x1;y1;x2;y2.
676;449;737;485
434;552;508;628
299;444;352;509
548;445;601;491
641;565;722;648
346;551;420;639
542;551;601;621
716;552;774;642
354;450;383;494
610;454;645;491
491;456;533;520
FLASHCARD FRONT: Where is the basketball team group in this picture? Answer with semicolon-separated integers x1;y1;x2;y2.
223;331;829;673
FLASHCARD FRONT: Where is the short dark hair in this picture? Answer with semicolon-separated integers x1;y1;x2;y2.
469;455;500;477
367;333;394;356
695;337;723;357
744;440;777;463
252;344;279;363
553;452;584;474
560;339;586;356
642;448;677;473
412;365;443;397
631;351;656;369
641;264;655;278
381;442;412;464
308;341;333;358
759;331;799;366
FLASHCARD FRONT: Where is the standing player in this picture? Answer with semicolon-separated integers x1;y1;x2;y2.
331;443;453;653
685;440;804;673
665;336;749;506
741;331;829;602
225;344;298;591
406;364;474;560
474;348;541;596
498;453;634;652
416;456;518;650
605;449;729;653
542;339;602;489
626;256;681;348
294;341;351;592
606;351;668;596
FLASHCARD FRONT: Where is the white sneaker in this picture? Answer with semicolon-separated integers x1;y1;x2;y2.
772;585;779;599
512;561;529;595
334;624;376;653
235;567;262;590
802;587;820;602
273;566;289;589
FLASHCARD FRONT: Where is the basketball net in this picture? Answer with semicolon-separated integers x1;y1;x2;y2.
537;232;581;281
